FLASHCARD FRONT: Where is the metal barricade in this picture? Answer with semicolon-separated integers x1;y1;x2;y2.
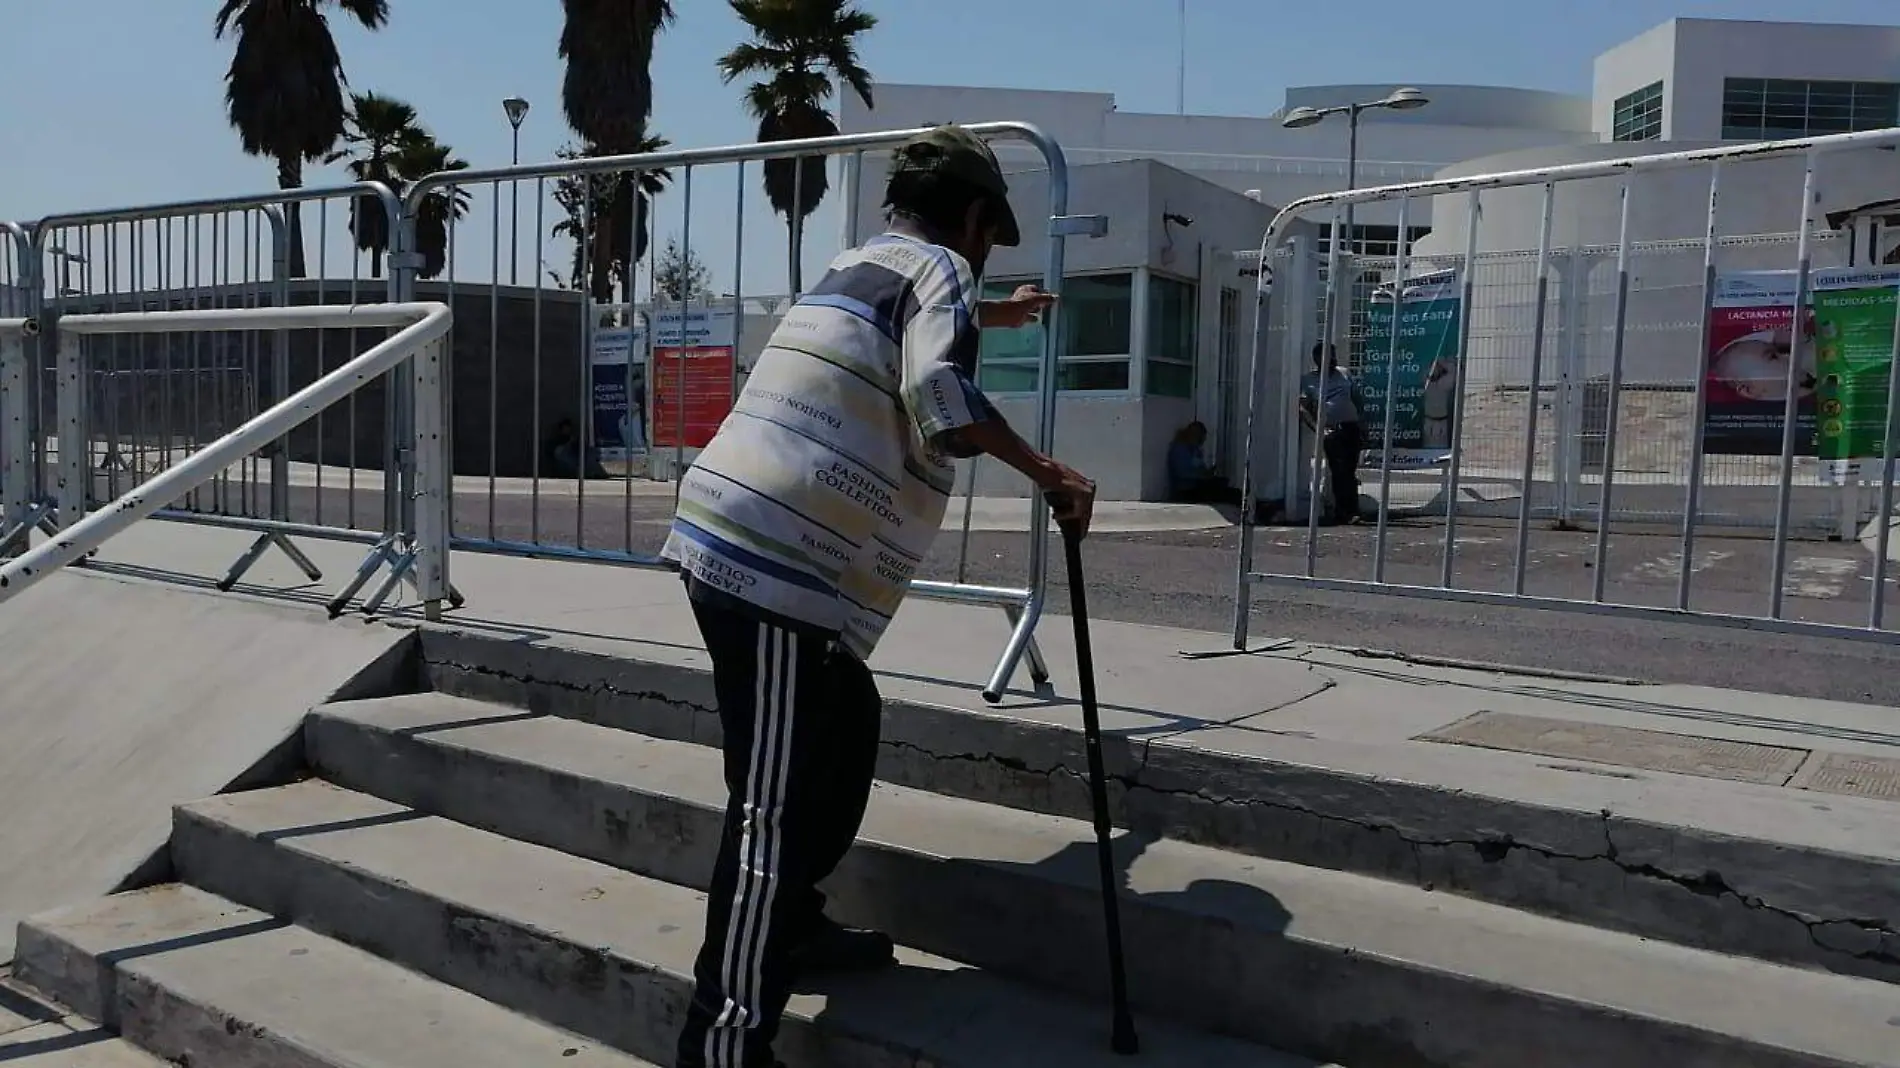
0;302;455;617
396;121;1101;701
0;221;40;555
1236;130;1900;648
28;184;425;614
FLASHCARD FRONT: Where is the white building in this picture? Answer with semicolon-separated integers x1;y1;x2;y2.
840;17;1900;500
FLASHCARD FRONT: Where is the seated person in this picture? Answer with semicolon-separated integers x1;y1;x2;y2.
547;417;609;480
1166;421;1240;505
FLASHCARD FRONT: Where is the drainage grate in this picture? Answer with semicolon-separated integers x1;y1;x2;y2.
1789;753;1900;803
1419;711;1810;786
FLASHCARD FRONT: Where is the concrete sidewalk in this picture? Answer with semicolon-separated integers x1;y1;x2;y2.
82;522;1900;860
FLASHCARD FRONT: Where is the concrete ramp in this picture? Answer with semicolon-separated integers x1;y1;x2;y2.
0;570;407;962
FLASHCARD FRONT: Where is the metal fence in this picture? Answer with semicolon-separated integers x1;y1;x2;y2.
1281;231;1859;532
1;122;1097;702
0;221;38;553
0;302;454;614
1235;130;1900;648
379;122;1099;702
20;185;413;608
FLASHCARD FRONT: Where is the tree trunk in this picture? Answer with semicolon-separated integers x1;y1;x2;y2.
372;248;383;278
787;213;805;299
276;154;307;278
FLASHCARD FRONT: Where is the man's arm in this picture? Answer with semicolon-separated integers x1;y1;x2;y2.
901;275;1094;532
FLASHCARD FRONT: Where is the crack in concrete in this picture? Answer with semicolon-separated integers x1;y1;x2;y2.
882;737;1900;969
418;651;1900;971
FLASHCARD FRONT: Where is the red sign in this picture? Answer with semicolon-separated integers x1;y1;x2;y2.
651;346;735;448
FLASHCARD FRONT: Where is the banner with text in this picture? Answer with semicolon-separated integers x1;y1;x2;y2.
589;320;646;465
1703;267;1900;475
1361;268;1462;467
651;304;738;450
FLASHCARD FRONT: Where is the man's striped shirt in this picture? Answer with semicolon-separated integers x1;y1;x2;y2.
660;233;997;659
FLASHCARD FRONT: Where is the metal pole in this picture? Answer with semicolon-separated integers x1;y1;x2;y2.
1306;210;1344;568
1176;0;1187;116
1512;183;1557;596
1231;239;1280;649
1768;153;1818;621
1372;196;1409;583
1870;279;1900;630
1440;191;1481;586
1678;164;1722;611
1591;180;1633;601
510;127;521;288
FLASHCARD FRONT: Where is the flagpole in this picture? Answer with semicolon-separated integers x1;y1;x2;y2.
1177;0;1187;115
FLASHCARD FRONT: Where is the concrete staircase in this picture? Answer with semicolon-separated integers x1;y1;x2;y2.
7;631;1899;1068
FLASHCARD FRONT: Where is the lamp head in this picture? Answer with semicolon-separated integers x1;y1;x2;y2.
1379;87;1430;111
1280;105;1325;129
503;97;531;129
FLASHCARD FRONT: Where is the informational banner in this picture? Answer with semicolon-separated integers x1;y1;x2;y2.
1703;266;1899;466
651;303;738;450
1811;267;1900;479
1361;268;1462;466
589;321;647;464
1703;271;1816;456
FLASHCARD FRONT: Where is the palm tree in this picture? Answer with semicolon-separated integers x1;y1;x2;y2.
215;0;391;277
394;137;472;281
719;0;877;295
325;91;426;276
551;135;672;305
559;0;676;295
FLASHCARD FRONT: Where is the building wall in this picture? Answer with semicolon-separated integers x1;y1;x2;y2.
1593;20;1680;139
1593;19;1900;143
1671;20;1900;142
841;82;1596;233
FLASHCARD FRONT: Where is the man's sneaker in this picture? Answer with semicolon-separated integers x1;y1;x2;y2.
790;915;895;974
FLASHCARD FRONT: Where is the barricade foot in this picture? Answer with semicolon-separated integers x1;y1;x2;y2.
218;531;326;592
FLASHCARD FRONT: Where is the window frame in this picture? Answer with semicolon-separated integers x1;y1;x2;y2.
1143;270;1198;399
977;269;1136;395
1611;80;1665;143
1721;78;1900;142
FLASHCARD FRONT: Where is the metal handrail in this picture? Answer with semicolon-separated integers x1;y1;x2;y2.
0;302;452;607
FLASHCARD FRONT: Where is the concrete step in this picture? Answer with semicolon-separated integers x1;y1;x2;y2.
0;1030;169;1068
13;884;654;1068
302;693;1900;1068
416;627;1900;985
0;980;165;1068
167;778;1323;1068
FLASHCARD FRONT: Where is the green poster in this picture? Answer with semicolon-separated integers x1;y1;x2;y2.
1362;269;1462;463
1811;269;1900;465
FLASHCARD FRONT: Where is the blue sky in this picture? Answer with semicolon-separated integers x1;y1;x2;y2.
7;0;1898;294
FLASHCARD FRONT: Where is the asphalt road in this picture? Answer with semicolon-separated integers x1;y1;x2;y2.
186;478;1900;706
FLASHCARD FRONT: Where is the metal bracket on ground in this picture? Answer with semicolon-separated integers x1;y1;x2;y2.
327;533;466;621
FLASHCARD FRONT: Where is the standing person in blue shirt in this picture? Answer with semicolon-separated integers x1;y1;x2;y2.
1300;342;1366;523
660;125;1098;1068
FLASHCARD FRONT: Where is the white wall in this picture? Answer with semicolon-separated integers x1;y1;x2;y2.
1672;20;1900;141
841;82;1597;233
1594;19;1900;143
1593;20;1679;139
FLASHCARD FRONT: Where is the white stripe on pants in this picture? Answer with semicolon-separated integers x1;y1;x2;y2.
706;625;799;1068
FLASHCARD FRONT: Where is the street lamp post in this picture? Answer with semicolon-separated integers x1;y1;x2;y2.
1281;87;1430;257
1282;88;1429;349
503;96;531;287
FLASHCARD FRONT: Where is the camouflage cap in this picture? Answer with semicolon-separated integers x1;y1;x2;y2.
888;124;1022;247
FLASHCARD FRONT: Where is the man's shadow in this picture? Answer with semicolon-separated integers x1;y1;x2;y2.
789;827;1312;1063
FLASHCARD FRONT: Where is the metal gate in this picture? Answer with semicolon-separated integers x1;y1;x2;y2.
1234;130;1900;647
